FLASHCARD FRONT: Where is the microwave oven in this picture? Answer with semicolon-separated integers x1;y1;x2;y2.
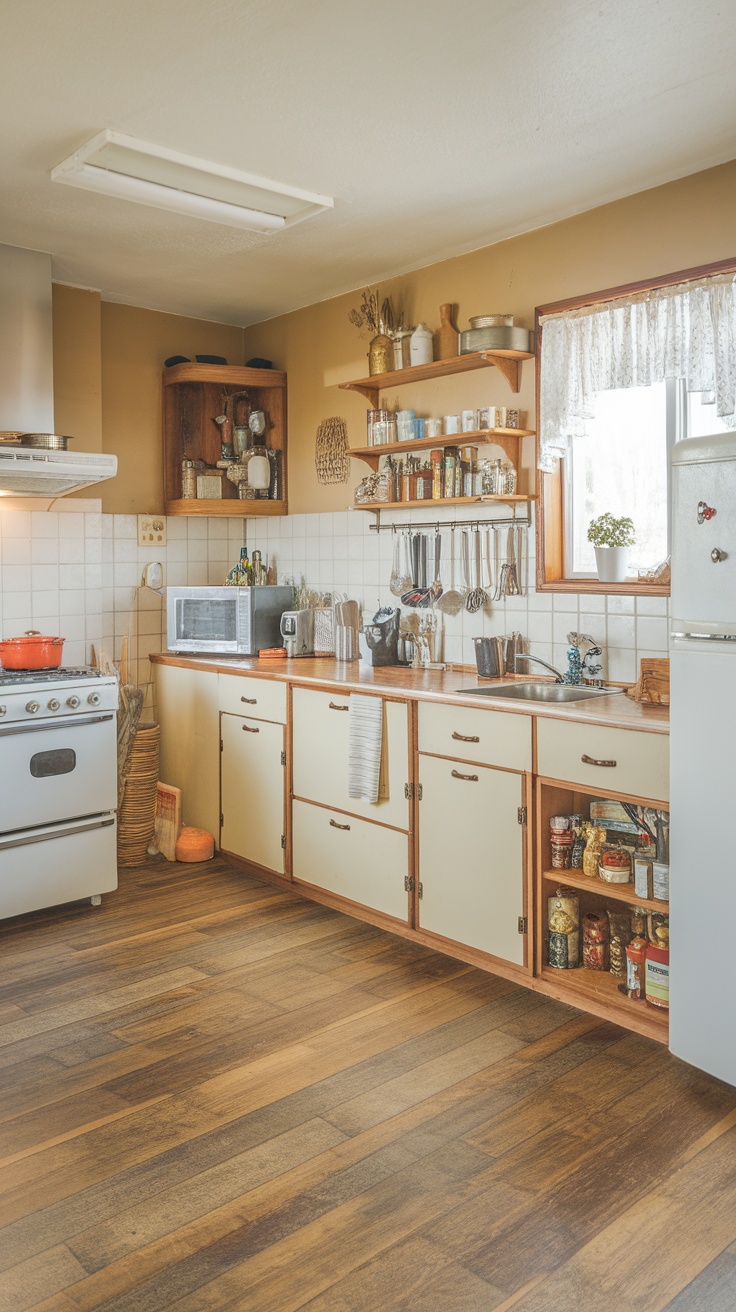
166;585;294;656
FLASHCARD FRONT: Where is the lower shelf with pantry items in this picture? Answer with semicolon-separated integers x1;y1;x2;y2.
536;778;670;1042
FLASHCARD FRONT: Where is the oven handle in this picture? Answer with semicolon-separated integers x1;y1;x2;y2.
0;815;115;851
0;712;114;738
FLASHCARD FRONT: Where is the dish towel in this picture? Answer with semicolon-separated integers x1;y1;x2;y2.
348;694;384;804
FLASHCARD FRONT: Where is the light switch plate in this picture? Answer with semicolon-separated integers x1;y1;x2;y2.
138;515;167;547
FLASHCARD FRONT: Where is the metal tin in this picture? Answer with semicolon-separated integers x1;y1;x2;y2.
582;913;609;971
459;326;531;355
645;943;670;1009
547;887;580;969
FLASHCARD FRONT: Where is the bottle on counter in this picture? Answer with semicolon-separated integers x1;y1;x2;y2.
226;547;251;586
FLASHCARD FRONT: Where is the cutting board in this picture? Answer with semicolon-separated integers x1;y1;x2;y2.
154;783;182;861
626;657;670;706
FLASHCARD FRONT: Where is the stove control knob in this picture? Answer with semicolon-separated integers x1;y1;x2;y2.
26;701;40;714
47;698;61;712
87;692;101;706
66;695;81;709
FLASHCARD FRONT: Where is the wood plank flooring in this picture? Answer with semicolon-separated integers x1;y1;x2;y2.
1;856;735;1311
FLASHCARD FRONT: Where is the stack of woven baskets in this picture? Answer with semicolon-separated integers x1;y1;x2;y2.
117;721;160;867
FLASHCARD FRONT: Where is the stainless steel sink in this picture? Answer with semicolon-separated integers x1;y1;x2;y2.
455;682;624;703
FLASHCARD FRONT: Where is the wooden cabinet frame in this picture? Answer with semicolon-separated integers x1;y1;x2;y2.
535;255;736;596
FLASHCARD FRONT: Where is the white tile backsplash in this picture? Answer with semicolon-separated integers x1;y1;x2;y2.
0;505;671;693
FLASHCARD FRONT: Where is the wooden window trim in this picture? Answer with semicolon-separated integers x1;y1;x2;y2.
535;256;736;596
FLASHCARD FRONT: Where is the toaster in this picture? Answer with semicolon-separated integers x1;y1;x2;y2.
280;608;315;657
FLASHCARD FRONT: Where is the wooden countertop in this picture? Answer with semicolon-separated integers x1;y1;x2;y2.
150;653;669;734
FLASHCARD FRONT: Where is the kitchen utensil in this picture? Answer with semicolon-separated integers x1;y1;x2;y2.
483;526;495;603
0;630;65;669
18;433;73;450
437;527;464;615
459;325;531;354
389;529;404;597
469;314;515;329
465;529;486;612
430;528;444;602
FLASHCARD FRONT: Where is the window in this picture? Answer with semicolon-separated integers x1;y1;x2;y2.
535;257;736;594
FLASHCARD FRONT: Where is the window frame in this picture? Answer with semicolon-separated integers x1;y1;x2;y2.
534;255;736;596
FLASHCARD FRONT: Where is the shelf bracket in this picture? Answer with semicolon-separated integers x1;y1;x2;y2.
340;380;381;406
480;353;522;393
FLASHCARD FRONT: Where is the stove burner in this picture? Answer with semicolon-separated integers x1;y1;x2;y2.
0;666;107;686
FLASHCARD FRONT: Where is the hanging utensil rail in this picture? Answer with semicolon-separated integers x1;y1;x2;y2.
365;509;531;533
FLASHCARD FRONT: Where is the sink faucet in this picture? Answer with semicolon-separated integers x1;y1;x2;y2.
565;631;604;686
514;652;565;683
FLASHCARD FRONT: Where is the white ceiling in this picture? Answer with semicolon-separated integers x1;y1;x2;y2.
1;0;735;327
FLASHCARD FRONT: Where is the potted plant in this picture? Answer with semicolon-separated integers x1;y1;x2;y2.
587;513;635;583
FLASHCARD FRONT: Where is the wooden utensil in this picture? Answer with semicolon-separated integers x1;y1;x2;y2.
626;656;670;704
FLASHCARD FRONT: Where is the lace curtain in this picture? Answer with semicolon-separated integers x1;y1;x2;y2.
538;273;736;471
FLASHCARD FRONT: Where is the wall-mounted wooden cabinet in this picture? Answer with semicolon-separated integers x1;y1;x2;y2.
162;362;287;517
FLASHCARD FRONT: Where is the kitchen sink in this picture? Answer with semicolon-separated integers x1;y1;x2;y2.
455;682;624;703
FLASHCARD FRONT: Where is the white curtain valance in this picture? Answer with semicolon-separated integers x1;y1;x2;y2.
538;273;736;471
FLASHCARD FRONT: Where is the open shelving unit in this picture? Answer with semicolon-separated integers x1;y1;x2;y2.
536;778;669;1043
348;426;535;472
162;362;288;518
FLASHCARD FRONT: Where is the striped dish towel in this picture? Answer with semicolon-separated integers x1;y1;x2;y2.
348;694;384;804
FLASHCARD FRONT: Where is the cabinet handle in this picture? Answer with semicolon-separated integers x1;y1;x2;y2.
242;724;260;734
329;818;351;830
240;696;257;704
452;731;480;743
451;769;479;782
329;701;349;711
581;753;616;768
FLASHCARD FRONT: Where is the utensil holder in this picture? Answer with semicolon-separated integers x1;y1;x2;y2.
474;636;506;678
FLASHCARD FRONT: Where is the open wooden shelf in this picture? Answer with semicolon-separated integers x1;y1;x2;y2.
541;869;668;913
540;964;667;1041
165;498;287;518
338;348;535;405
348;426;535;471
353;494;535;513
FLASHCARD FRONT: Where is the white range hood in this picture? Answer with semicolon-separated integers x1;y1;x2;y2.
0;244;116;498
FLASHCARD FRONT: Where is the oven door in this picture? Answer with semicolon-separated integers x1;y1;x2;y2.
0;711;117;833
0;813;117;918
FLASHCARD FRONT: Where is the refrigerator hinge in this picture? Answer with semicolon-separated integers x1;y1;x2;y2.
517;806;527;826
281;750;286;766
404;875;414;893
518;916;528;935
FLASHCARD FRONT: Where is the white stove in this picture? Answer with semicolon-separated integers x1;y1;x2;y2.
0;667;119;919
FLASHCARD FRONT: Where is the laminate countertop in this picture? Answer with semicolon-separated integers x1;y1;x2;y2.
150;653;669;735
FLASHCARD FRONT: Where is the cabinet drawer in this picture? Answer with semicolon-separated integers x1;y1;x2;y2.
218;672;286;723
292;800;409;922
292;687;409;829
537;718;669;801
418;701;531;772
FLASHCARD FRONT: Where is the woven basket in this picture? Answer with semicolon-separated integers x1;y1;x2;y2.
117;721;160;867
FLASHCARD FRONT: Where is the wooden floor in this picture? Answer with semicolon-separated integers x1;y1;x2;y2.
1;860;735;1312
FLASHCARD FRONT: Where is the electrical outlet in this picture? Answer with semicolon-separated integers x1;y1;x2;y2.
138;515;167;547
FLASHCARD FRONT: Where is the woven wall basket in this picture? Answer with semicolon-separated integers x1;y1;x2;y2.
315;416;350;485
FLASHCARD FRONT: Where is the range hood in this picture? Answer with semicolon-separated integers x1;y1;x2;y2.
0;244;117;498
0;446;117;496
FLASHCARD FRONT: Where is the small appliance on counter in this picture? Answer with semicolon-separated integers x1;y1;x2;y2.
360;607;403;667
166;585;293;656
280;609;315;657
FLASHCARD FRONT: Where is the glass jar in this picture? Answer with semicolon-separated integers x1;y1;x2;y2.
430;450;443;500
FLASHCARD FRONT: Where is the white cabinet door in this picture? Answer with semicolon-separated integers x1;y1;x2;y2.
220;713;285;874
155;664;220;836
418;754;525;966
292;688;409;830
292;799;409;922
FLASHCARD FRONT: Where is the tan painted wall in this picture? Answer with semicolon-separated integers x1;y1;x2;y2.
243;159;736;515
99;304;244;514
52;285;103;500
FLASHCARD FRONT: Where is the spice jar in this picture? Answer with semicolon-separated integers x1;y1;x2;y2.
430;450;443;500
548;887;580;970
625;935;648;999
583;912;609;971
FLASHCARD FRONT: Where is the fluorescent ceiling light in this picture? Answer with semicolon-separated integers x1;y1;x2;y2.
51;130;334;233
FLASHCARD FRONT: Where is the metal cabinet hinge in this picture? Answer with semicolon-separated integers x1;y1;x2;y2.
404;875;414;893
518;916;528;935
281;750;286;766
418;881;423;899
281;834;286;850
220;739;223;751
517;806;527;826
220;813;224;827
404;783;413;800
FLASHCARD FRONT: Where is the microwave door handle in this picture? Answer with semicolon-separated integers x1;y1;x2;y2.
0;713;114;738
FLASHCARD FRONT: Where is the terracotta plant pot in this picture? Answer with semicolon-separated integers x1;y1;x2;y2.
594;546;629;583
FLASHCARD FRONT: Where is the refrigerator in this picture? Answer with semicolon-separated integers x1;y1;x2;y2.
670;432;736;1086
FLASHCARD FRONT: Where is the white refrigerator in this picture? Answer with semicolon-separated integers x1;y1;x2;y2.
670;432;736;1086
